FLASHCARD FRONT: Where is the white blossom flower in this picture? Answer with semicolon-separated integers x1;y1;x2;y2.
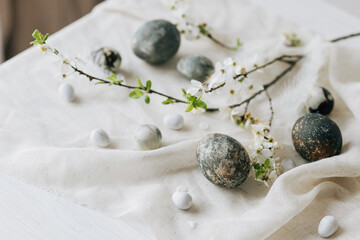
39;44;50;53
186;80;203;97
246;120;282;187
191;107;206;114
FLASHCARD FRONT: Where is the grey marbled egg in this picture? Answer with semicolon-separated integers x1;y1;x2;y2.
177;55;214;81
305;86;334;115
197;133;250;188
292;113;342;162
134;124;162;150
91;47;121;71
90;129;110;147
132;19;180;65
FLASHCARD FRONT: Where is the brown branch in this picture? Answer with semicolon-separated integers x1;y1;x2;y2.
206;34;238;51
330;32;360;43
228;56;303;110
46;31;360;114
265;89;274;127
68;63;187;104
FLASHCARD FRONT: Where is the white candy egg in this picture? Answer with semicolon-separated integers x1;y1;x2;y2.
133;124;162;150
90;129;110;147
163;114;184;130
281;159;296;173
172;191;192;210
318;215;338;238
59;83;75;102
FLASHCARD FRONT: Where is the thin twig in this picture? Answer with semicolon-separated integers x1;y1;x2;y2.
264;89;274;127
67;59;187;104
204;54;303;93
244;101;250;116
330;32;360;43
228;56;303;110
204;83;225;93
206;34;238;51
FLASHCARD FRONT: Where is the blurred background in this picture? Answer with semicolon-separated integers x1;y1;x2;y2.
0;0;103;62
0;0;359;64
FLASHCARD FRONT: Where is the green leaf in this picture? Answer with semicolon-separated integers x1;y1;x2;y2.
107;72;117;82
129;90;141;99
95;82;104;85
162;98;174;105
185;103;194;112
238;121;245;129
195;99;207;110
253;163;260;170
30;29;49;46
198;25;208;35
144;95;150;104
43;33;49;41
255;171;262;179
134;88;144;97
146;80;152;91
238;77;245;83
30;40;41;46
182;88;187;96
137;77;145;90
32;29;41;40
237;38;242;47
264;159;270;167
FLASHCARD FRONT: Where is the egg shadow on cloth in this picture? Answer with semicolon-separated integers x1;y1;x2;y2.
70;96;81;104
327;226;343;239
186;203;200;215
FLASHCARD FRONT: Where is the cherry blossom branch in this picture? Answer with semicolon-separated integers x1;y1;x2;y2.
32;29;360;115
31;29;188;105
70;65;188;104
204;55;302;93
228;55;303;110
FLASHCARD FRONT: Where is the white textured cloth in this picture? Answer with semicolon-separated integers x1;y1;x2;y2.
0;0;360;239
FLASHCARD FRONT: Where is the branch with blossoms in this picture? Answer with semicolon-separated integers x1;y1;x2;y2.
31;29;360;117
163;0;242;51
30;30;192;106
31;29;360;186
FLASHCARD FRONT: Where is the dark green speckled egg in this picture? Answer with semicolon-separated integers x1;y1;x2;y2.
292;113;342;162
197;133;250;188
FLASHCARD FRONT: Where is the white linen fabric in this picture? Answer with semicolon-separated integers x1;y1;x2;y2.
0;0;359;239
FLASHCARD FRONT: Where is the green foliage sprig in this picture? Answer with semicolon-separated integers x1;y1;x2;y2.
129;78;152;104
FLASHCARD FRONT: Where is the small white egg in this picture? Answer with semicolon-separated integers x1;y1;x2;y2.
133;124;162;150
172;191;192;210
59;83;75;102
90;129;110;147
281;159;296;173
163;114;184;130
188;220;197;229
318;215;338;238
